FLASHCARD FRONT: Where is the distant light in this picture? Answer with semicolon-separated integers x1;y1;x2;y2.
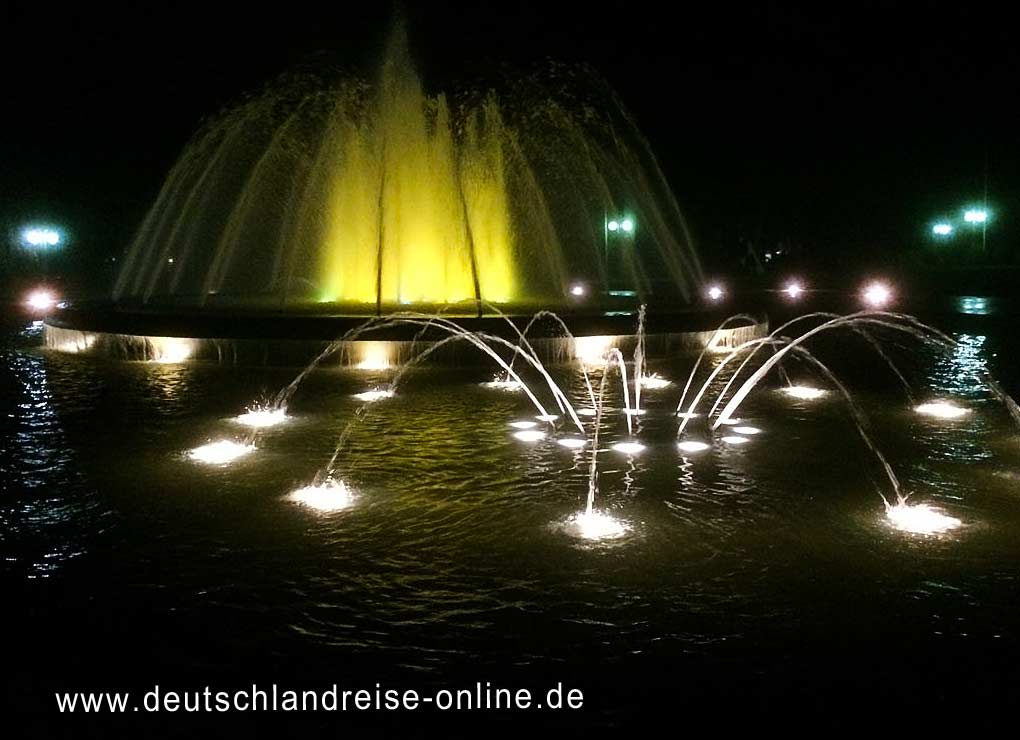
915;401;969;419
188;440;254;465
21;226;61;248
513;430;545;442
353;389;394;403
288;479;356;513
781;385;827;400
574;335;613;366
707;285;724;301
886;502;962;535
355;341;391;370
150;336;193;363
932;223;953;236
607;220;620;232
557;437;587;449
26;289;57;311
570;283;586;297
677;440;710;453
720;435;750;445
167;257;175;264
620;218;635;234
862;281;892;308
784;281;804;299
963;208;989;224
611;441;645;455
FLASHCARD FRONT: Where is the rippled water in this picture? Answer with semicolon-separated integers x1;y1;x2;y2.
5;311;1020;730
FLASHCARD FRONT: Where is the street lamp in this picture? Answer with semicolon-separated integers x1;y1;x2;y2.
932;223;953;237
603;213;636;292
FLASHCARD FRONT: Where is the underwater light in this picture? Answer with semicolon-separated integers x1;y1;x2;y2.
639;374;671;389
513;430;545;442
353;389;394;402
289;479;356;513
915;401;969;419
188;440;255;465
733;426;761;435
557;437;587;449
677;440;710;453
886;502;962;535
482;376;523;391
234;406;289;428
781;385;827;400
355;342;392;370
510;420;538;429
720;435;750;445
563;510;629;540
612;441;645;454
535;414;559;422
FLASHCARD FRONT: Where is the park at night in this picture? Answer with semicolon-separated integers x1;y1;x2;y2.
3;1;1019;734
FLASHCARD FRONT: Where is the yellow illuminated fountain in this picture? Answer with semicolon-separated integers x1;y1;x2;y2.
111;23;702;314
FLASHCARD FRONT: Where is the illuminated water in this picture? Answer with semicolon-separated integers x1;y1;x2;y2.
4;312;1020;728
111;23;701;313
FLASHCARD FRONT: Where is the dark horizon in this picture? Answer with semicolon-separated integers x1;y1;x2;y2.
2;0;1017;293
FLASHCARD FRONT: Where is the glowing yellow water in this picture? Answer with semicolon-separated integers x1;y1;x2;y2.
317;42;515;308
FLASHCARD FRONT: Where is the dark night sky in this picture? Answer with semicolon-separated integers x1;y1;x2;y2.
2;0;1016;289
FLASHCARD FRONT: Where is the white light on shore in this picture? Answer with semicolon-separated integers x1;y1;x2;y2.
862;281;893;308
26;289;57;311
915;401;969;419
188;440;255;465
677;440;710;453
886;502;962;535
289;479;356;513
781;385;827;400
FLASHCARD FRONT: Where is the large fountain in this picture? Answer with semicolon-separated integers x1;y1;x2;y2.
108;23;701;316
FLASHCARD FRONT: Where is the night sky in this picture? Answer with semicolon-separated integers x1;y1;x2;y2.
2;0;1016;292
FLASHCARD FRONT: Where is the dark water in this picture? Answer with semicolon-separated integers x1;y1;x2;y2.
5;305;1020;733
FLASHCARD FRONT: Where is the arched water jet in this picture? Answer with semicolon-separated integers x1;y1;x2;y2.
674;314;759;416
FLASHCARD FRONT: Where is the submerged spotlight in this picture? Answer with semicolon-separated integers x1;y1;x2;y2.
611;441;645;455
563;510;629;541
886;502;962;535
289;479;356;513
353;389;394;402
188;440;255;465
234;405;289;428
513;430;545;442
781;385;827;400
915;401;969;419
639;373;671;389
677;440;710;453
556;437;587;449
720;435;750;445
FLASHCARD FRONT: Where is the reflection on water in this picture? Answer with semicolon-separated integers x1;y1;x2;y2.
5;318;1020;720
